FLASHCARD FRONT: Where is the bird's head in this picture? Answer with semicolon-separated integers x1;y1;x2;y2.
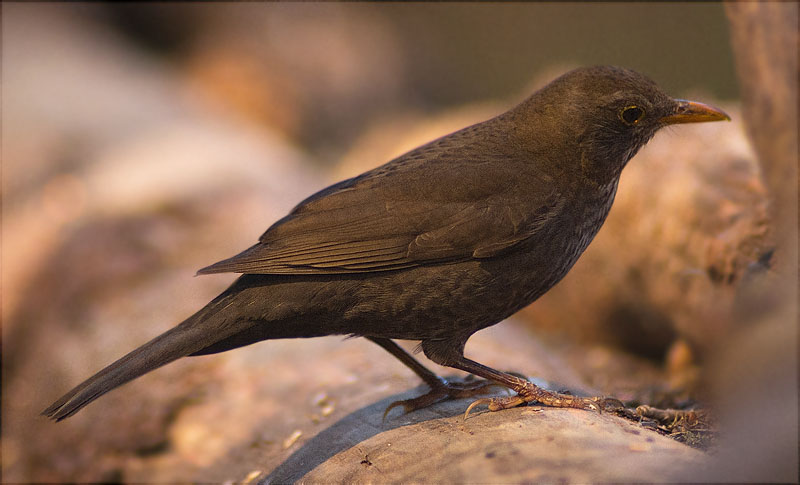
511;66;730;186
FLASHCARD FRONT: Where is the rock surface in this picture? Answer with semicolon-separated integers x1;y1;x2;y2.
267;401;705;484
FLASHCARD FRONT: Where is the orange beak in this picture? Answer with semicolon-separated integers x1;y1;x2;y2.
660;99;731;125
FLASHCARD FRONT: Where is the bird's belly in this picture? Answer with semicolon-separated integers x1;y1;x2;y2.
338;231;598;341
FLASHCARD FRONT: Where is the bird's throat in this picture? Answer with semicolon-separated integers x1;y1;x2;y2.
579;150;624;189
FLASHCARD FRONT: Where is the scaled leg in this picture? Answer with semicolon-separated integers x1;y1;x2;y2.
367;337;498;418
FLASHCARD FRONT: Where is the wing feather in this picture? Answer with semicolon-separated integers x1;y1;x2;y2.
197;121;566;276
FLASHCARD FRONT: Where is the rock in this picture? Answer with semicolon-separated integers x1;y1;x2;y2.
267;405;705;484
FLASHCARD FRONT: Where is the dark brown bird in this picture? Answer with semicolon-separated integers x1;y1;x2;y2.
43;66;729;421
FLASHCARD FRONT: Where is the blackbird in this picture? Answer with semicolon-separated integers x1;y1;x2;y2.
43;66;729;421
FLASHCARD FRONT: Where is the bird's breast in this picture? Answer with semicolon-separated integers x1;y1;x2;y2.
513;178;620;304
572;179;619;253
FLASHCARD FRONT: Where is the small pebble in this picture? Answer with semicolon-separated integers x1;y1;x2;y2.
283;430;303;449
243;470;263;484
311;391;329;407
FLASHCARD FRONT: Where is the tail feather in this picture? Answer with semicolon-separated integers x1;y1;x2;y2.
42;292;244;421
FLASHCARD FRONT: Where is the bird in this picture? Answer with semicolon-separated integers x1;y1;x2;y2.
43;66;730;422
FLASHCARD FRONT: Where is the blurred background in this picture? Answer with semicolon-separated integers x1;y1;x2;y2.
2;3;796;483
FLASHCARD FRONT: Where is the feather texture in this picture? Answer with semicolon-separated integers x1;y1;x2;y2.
197;119;567;276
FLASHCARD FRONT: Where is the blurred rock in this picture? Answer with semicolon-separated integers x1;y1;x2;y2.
94;3;739;160
1;5;321;482
688;308;797;482
173;3;408;154
682;3;799;482
726;2;797;257
2;4;322;331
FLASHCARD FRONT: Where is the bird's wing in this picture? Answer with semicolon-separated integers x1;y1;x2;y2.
198;133;564;275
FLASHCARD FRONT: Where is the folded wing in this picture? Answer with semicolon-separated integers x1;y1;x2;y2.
198;129;564;276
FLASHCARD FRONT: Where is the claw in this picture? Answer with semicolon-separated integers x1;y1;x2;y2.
464;394;528;420
463;398;493;420
586;400;602;413
382;400;410;421
383;378;499;421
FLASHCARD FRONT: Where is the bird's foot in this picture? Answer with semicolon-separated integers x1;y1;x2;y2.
464;381;622;419
383;377;500;420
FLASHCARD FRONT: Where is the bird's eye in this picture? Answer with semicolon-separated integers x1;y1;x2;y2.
620;105;645;125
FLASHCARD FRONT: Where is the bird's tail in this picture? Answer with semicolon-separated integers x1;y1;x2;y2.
42;293;240;421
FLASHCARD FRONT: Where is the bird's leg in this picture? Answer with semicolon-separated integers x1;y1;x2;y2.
420;339;611;419
367;337;499;419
